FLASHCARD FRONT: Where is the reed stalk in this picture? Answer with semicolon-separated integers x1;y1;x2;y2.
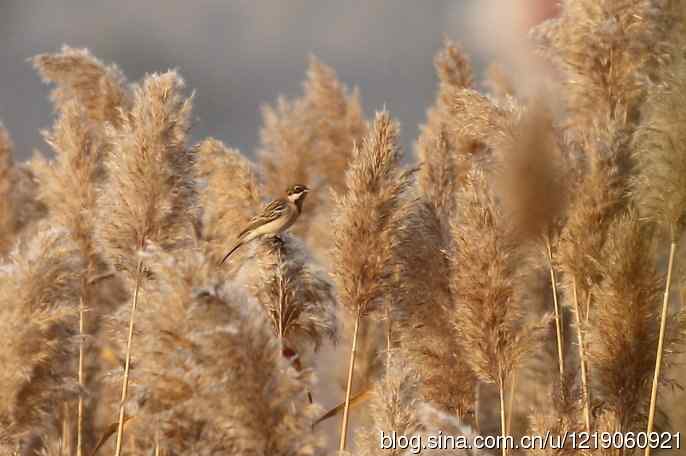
498;373;507;456
506;370;517;436
339;309;361;452
644;240;676;456
77;292;85;456
546;239;565;379
572;278;591;432
114;258;144;456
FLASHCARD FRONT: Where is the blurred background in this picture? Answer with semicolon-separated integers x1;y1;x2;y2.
0;0;556;161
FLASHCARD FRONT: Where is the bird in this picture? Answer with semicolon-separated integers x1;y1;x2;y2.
220;184;310;264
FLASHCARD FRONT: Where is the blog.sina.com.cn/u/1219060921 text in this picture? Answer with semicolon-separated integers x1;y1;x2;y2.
379;431;682;453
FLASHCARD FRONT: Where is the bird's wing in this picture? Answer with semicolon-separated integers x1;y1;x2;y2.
237;198;289;239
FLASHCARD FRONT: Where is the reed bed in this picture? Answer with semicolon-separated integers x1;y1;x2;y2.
2;3;686;456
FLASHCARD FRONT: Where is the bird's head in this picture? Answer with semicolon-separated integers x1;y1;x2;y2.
286;184;310;203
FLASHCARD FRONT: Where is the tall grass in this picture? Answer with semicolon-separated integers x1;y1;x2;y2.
2;3;686;455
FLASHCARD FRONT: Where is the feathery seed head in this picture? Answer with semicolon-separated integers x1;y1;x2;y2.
494;101;569;242
96;71;196;275
632;53;686;239
355;357;423;456
195;138;262;268
0;227;83;448
451;170;551;385
332;110;414;317
31;101;102;260
33;45;130;128
586;209;670;429
249;235;338;356
118;248;322;455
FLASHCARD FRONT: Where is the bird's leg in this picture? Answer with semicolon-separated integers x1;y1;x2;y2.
272;235;285;247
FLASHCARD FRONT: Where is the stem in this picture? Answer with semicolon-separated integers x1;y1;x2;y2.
114;258;144;456
572;278;591;432
155;426;161;456
474;382;481;433
499;373;508;456
506;370;517;436
645;241;677;456
77;292;85;456
385;302;392;372
62;402;72;456
276;245;284;343
339;309;361;452
546;239;565;379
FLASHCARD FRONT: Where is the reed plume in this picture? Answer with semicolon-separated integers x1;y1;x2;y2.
250;236;337;362
416;40;475;228
494;103;569;381
586;209;686;432
393;41;479;429
533;0;671;135
394;199;476;422
195;138;262;269
112;248;321;455
0;123;17;256
259;57;367;258
331;111;414;451
354;357;422;456
527;374;583;456
0;124;46;257
96;71;195;274
451;170;551;456
556;130;628;432
33;45;130;130
631;45;686;448
31;99;105;456
446;88;519;152
536;2;684;437
536;0;667;427
0;227;83;454
95;71;196;455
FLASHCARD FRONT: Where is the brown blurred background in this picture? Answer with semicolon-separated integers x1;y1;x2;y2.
0;1;556;161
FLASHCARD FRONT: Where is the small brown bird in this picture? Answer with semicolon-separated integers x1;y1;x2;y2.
220;184;310;264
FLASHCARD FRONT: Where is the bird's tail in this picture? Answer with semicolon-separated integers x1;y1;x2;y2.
220;241;243;265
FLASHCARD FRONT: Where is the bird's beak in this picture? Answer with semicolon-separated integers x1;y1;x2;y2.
304;187;310;193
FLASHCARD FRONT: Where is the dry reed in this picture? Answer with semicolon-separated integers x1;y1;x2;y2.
416;40;475;229
451;170;551;456
394;200;476;422
0;227;83;454
632;39;686;449
494;102;568;381
111;248;323;455
195;137;262;269
331;111;414;451
31;101;102;456
0;125;46;257
586;209;685;432
4;7;686;453
95;70;196;455
33;46;130;130
354;357;422;456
